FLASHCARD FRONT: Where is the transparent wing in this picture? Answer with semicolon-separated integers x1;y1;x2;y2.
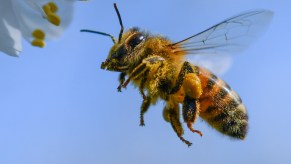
185;54;232;75
173;10;273;74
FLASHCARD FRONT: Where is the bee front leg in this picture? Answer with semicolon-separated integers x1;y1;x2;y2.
119;62;148;90
117;72;126;92
120;56;165;90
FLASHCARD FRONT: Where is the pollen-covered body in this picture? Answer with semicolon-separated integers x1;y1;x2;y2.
88;5;272;146
101;28;248;146
130;36;248;142
130;36;186;104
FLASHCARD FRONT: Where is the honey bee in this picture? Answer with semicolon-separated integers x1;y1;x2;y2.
81;4;273;146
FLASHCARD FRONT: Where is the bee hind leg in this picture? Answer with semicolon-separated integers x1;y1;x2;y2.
178;63;203;136
183;96;203;137
187;122;203;137
163;105;192;147
170;61;196;94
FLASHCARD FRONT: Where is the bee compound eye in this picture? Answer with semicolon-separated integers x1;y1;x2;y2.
127;33;145;48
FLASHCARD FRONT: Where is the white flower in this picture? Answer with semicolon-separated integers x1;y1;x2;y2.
0;0;87;57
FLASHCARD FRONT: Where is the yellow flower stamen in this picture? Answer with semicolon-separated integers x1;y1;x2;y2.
31;39;46;48
42;5;51;15
47;2;58;13
42;2;58;13
31;28;46;48
32;29;45;40
42;2;61;26
47;13;61;26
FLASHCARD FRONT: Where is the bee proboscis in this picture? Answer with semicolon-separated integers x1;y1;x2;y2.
81;3;273;146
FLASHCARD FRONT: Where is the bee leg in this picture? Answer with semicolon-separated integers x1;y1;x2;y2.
182;71;203;136
183;95;203;137
139;70;149;100
120;56;165;89
119;62;147;90
164;105;192;147
139;70;151;126
117;72;126;92
170;61;196;94
140;96;151;126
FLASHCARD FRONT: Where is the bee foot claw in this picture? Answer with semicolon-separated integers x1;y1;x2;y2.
179;136;192;147
187;123;203;137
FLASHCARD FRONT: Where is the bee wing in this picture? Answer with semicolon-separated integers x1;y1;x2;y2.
186;54;232;75
173;10;273;74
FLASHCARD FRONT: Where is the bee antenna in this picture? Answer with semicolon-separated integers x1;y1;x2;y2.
80;29;116;44
114;3;124;43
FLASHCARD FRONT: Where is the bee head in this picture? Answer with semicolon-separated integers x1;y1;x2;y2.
101;28;147;72
81;3;147;72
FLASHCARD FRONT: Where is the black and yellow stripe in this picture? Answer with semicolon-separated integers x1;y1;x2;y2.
198;67;248;139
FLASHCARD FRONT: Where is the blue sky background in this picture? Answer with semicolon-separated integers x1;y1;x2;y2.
0;0;290;164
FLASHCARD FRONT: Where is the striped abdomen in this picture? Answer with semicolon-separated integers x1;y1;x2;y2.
197;67;248;139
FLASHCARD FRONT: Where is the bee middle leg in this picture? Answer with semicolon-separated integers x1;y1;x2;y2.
163;105;192;147
140;96;151;126
139;70;151;126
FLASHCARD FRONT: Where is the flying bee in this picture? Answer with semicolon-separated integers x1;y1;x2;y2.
81;3;273;146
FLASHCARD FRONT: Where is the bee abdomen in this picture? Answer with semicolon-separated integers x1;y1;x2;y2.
198;67;248;139
207;101;248;139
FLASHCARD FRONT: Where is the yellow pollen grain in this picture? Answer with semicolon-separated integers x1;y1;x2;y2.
42;5;51;15
31;39;46;48
183;73;202;99
32;29;45;40
47;13;61;26
42;2;58;14
47;2;58;13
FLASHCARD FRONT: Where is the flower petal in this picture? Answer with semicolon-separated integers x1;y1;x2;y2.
0;0;22;56
11;0;75;47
